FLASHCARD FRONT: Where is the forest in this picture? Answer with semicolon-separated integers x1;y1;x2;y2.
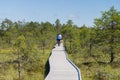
0;7;120;80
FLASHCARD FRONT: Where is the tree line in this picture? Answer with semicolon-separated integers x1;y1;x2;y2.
0;7;120;64
0;6;120;80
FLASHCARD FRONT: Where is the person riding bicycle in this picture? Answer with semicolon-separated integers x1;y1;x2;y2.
56;34;62;46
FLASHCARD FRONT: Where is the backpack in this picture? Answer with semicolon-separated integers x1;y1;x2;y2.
57;34;62;40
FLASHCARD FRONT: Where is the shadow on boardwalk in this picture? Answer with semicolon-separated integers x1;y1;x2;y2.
44;52;52;78
44;59;50;78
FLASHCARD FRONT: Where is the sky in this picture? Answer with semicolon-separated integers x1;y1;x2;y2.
0;0;120;27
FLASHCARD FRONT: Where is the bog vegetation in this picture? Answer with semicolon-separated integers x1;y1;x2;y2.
0;6;120;80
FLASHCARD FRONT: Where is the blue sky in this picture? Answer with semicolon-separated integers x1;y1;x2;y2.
0;0;120;27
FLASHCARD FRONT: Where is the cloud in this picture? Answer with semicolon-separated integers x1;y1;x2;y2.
67;14;79;20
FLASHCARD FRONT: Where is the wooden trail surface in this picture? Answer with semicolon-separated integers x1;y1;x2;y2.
45;43;82;80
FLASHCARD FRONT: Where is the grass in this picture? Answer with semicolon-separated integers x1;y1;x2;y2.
0;47;120;80
0;48;51;80
68;52;120;80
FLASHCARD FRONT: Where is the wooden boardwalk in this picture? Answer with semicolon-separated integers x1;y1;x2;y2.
45;43;82;80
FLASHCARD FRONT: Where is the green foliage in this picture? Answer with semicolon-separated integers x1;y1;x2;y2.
14;35;26;49
0;6;120;80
